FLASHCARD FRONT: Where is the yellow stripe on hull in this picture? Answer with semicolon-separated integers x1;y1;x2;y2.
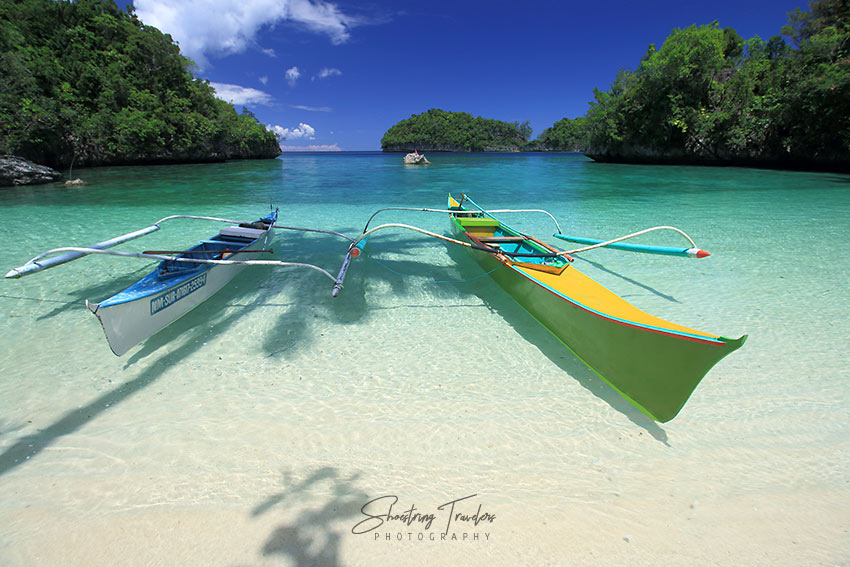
513;263;719;340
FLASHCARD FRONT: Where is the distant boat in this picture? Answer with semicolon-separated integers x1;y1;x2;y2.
403;150;430;165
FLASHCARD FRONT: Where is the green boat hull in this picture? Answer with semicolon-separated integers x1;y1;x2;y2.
449;213;746;422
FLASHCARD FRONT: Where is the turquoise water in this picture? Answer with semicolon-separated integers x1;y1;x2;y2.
1;153;848;565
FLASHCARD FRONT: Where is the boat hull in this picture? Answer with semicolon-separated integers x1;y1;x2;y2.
87;214;275;356
449;200;745;422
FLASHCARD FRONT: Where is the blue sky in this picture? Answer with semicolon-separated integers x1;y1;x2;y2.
116;0;805;151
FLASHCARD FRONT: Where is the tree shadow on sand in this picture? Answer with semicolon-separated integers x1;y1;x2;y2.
261;230;444;356
296;229;672;442
285;228;672;442
0;264;283;477
253;467;369;567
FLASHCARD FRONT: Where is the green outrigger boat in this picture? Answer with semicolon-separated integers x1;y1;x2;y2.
444;195;746;422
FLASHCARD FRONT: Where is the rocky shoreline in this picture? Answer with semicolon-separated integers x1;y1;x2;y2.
0;147;283;187
0;155;63;187
585;146;850;173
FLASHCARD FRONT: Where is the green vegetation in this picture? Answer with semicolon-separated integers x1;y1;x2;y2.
580;0;850;170
536;117;588;151
0;0;280;169
381;109;533;152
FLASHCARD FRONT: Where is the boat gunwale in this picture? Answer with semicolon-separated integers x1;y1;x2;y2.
449;207;737;347
95;218;273;309
506;263;731;346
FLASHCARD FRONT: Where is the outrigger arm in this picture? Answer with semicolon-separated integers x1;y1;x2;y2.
5;214;255;279
5;214;352;287
5;224;161;279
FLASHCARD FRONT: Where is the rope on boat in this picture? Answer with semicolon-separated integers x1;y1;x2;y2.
153;214;243;225
16;247;340;283
353;223;473;249
557;226;700;255
361;207;563;233
271;223;356;243
353;220;705;264
351;223;575;260
457;195;707;258
6;213;357;280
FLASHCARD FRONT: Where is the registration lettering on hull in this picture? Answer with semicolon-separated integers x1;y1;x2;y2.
150;273;207;315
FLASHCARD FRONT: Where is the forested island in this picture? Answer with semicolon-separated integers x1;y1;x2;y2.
383;0;849;171
381;109;535;152
583;0;849;171
0;0;280;172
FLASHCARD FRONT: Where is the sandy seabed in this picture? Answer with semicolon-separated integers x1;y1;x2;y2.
2;156;848;565
1;283;847;567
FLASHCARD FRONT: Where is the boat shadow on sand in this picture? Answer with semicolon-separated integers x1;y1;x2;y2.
29;265;153;321
127;230;359;366
260;230;443;357
0;229;672;480
313;232;670;443
441;244;671;443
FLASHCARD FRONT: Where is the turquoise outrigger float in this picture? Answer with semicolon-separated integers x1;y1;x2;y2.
346;195;746;422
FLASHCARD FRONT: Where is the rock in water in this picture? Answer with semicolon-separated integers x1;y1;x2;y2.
0;155;62;187
403;152;430;165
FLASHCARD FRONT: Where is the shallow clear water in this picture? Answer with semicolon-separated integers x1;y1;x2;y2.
1;153;848;566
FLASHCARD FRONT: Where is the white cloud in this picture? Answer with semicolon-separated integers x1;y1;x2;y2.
287;0;355;44
291;104;333;112
210;82;273;105
259;75;268;85
267;123;316;140
315;67;342;79
285;66;301;87
133;0;360;69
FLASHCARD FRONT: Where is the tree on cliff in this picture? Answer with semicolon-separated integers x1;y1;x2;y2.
381;109;533;152
0;0;280;168
582;0;850;170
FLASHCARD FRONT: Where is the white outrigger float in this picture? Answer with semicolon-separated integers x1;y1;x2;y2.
6;209;352;356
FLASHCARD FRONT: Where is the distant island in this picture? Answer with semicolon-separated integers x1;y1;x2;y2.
381;109;535;152
382;0;849;172
380;109;586;153
0;0;280;172
381;109;585;153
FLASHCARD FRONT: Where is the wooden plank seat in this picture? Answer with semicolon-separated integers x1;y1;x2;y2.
219;226;265;239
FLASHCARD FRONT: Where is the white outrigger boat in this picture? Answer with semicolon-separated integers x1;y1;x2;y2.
6;209;352;356
86;211;278;355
